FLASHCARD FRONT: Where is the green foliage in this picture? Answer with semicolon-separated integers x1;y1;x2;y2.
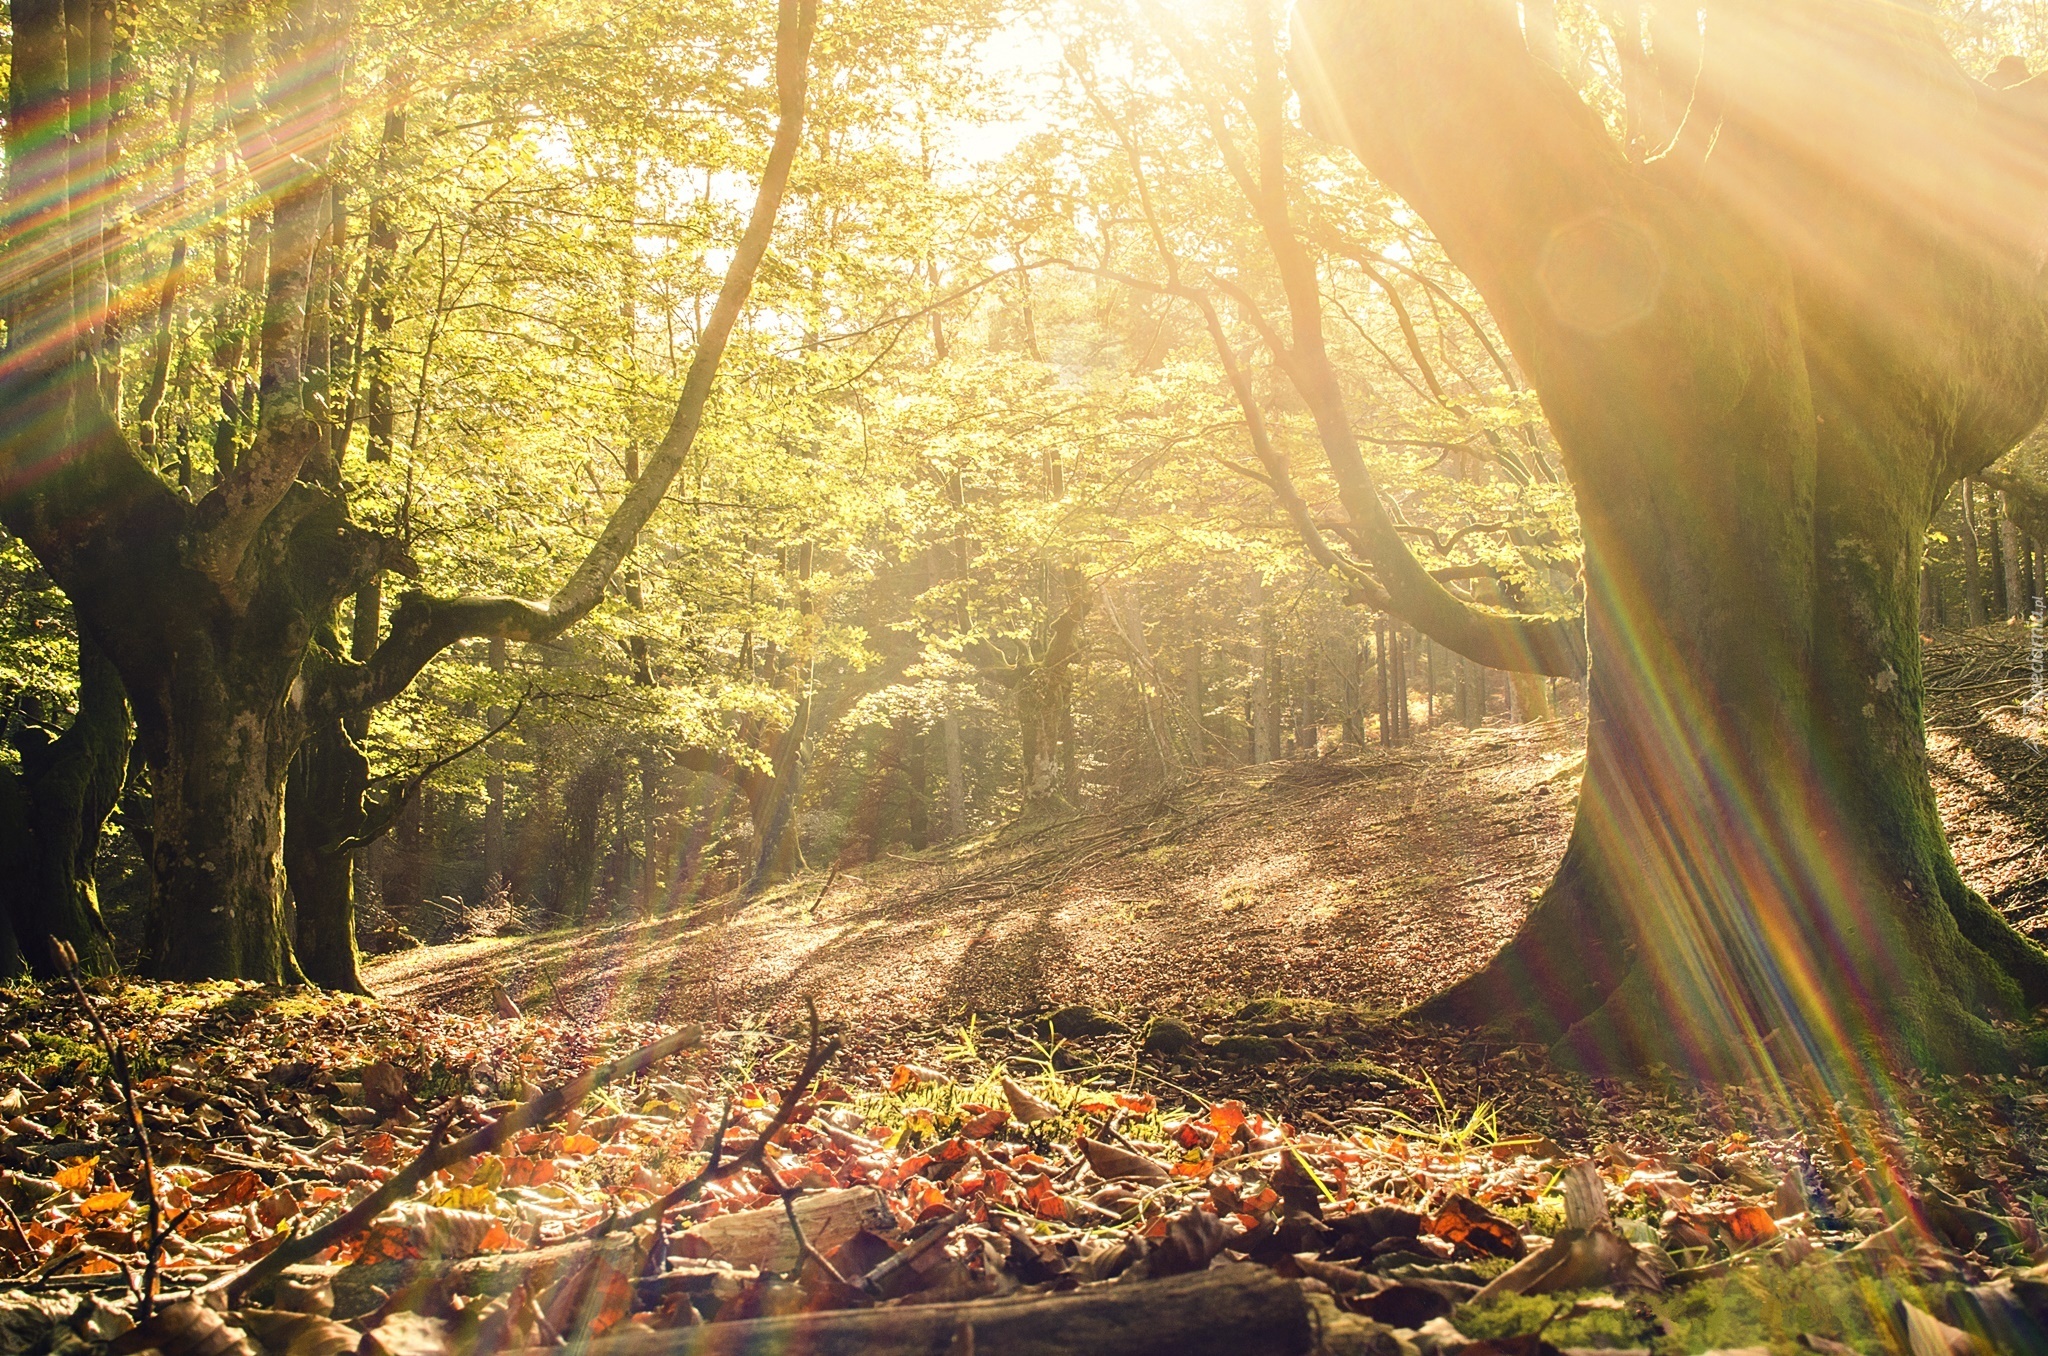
1653;1263;1956;1355
1454;1291;1659;1349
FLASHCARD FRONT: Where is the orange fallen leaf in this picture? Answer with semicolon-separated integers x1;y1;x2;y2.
1427;1194;1528;1260
79;1189;131;1217
54;1158;97;1191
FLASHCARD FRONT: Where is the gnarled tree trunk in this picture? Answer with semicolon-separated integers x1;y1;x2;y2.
1292;0;2048;1075
0;628;131;979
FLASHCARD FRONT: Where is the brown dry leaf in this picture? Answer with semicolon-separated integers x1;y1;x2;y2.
360;1313;450;1356
53;1159;96;1192
1427;1194;1527;1260
192;1170;264;1210
113;1301;256;1356
359;1061;411;1114
1558;1160;1609;1230
1473;1224;1663;1301
1000;1077;1060;1125
1144;1207;1232;1277
1896;1300;1977;1356
78;1190;131;1217
1079;1136;1170;1184
233;1311;359;1356
888;1064;949;1093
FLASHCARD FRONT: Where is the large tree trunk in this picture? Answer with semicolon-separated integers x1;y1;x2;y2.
0;629;131;979
145;635;309;983
1292;0;2048;1074
284;709;369;992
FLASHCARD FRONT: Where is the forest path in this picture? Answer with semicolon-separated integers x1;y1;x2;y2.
366;719;1585;1029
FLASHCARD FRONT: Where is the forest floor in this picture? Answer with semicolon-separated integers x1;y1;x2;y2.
365;718;1588;1034
10;627;2048;1354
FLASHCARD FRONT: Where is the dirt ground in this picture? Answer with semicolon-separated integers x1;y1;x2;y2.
367;719;1585;1028
368;624;2048;1033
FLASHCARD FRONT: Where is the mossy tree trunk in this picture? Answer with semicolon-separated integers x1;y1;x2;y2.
1292;0;2048;1074
0;0;817;983
0;629;131;979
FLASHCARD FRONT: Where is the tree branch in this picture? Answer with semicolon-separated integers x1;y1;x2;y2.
327;0;819;715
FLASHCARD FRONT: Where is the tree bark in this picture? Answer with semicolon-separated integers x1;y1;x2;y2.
1293;0;2048;1073
0;629;131;979
283;704;369;992
1960;479;1989;626
540;1265;1366;1356
2002;494;2027;620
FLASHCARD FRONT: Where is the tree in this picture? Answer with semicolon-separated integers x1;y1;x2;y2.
1283;0;2048;1073
971;570;1092;818
0;0;817;983
0;629;131;978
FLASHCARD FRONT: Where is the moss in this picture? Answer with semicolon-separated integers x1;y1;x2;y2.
3;1030;104;1080
1230;997;1344;1033
1043;1005;1123;1039
1299;1058;1406;1089
1650;1262;1958;1355
1139;1015;1196;1054
1209;1035;1283;1062
1454;1291;1659;1348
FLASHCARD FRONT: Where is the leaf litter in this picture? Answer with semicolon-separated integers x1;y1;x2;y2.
6;984;2048;1353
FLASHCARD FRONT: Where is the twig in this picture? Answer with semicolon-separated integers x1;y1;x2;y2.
597;998;841;1238
858;1207;966;1296
779;1188;857;1290
805;864;841;918
220;1022;702;1299
47;938;163;1320
0;1190;35;1267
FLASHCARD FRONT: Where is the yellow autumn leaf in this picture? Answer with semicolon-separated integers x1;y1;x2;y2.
430;1185;498;1211
80;1189;132;1215
558;1133;600;1155
54;1158;98;1191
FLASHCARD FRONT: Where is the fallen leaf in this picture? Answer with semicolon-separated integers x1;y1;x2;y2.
1079;1136;1171;1184
53;1159;97;1192
234;1311;358;1356
1427;1194;1527;1260
1000;1078;1060;1124
888;1064;948;1093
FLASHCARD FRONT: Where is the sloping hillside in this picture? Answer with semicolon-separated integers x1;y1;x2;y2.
370;626;2048;1037
367;720;1586;1028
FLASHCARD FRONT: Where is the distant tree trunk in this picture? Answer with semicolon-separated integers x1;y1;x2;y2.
1016;670;1069;815
1511;670;1555;724
485;635;508;884
907;722;929;850
1960;479;1989;626
941;714;966;839
0;630;131;980
747;692;811;888
1184;643;1206;766
2002;495;2027;620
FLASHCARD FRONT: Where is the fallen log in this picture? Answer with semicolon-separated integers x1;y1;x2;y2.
261;1231;654;1322
678;1186;890;1272
522;1264;1397;1356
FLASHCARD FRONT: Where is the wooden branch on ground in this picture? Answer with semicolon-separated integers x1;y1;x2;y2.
220;1024;703;1300
500;1264;1380;1356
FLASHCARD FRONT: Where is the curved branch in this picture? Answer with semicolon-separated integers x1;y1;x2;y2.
1150;4;1585;678
323;0;818;717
